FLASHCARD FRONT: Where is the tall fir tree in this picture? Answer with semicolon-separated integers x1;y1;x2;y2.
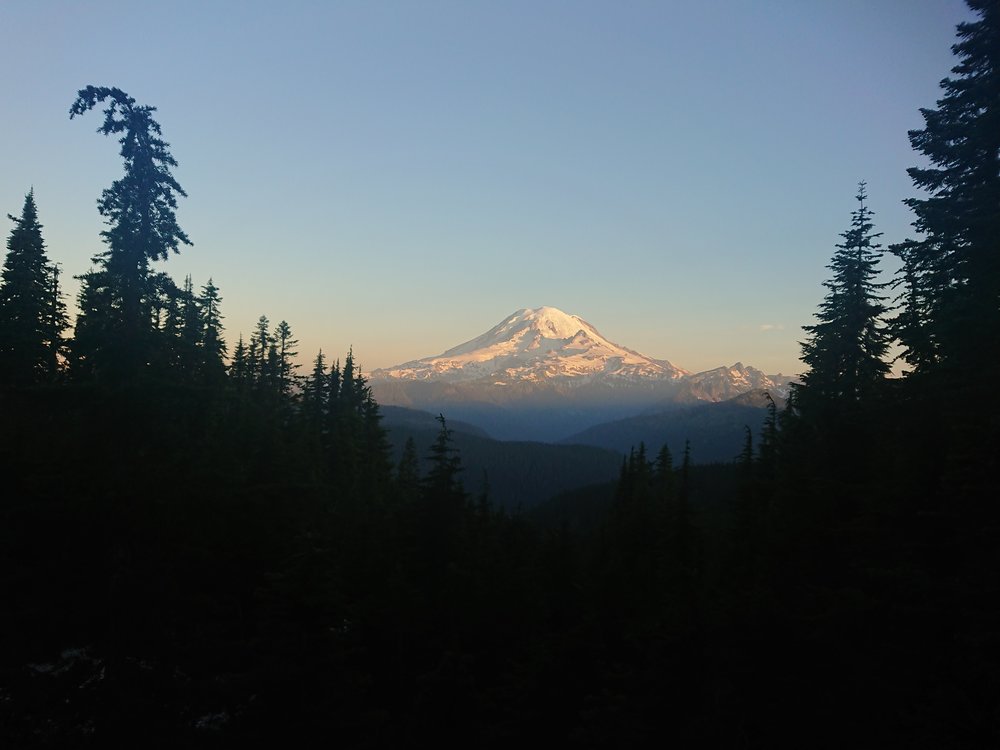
248;314;271;386
43;262;69;380
893;0;1000;384
230;334;249;386
70;86;191;381
179;275;201;372
303;349;328;425
0;191;67;385
423;414;465;508
198;278;226;381
798;183;890;413
272;320;299;398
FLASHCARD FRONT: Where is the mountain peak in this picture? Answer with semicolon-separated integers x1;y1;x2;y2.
372;307;687;384
466;306;594;350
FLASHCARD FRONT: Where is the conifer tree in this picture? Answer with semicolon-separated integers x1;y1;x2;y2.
70;86;191;380
265;342;281;393
198;278;226;379
248;315;270;386
303;349;328;423
0;191;66;385
272;320;299;398
154;273;183;371
424;414;464;503
798;183;890;412
42;262;69;379
894;1;1000;379
230;334;249;386
756;392;779;484
179;275;201;358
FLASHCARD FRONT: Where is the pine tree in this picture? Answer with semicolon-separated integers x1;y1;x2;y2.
42;262;69;380
423;414;464;502
896;1;1000;379
654;443;675;503
272;320;299;398
756;392;779;484
248;314;270;386
179;275;201;371
303;349;328;423
154;273;183;372
0;191;66;385
70;87;191;380
198;278;226;380
798;183;890;412
230;334;249;386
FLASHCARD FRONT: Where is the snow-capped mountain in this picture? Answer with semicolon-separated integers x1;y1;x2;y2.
372;306;688;385
671;362;793;404
368;307;796;442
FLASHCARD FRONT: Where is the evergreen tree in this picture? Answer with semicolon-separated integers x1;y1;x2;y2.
0;191;66;385
179;275;201;369
248;314;270;386
42;262;69;380
303;349;328;424
230;334;249;386
654;442;675;503
198;278;226;380
756;392;779;484
70;86;191;380
423;414;464;503
153;273;183;372
896;0;1000;379
272;320;299;398
798;183;890;412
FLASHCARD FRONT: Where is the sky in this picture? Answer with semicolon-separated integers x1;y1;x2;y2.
0;0;975;376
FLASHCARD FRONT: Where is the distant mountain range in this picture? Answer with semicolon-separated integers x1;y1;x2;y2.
369;306;796;442
379;406;622;509
563;389;788;463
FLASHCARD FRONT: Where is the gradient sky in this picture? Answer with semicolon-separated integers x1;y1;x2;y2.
0;0;973;376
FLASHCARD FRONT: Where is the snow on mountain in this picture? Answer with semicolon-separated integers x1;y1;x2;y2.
672;362;793;404
371;307;689;385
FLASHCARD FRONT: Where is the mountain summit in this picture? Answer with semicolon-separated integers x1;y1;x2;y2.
372;306;688;384
369;307;794;441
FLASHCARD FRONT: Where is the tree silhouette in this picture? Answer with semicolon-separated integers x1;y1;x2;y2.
798;183;889;413
248;314;271;387
272;320;299;398
198;278;226;381
895;1;1000;380
0;191;66;385
424;414;464;502
70;86;191;380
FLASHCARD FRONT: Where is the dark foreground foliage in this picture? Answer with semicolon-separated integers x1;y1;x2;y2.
2;370;997;748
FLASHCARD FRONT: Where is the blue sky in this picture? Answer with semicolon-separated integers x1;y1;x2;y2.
0;1;973;375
